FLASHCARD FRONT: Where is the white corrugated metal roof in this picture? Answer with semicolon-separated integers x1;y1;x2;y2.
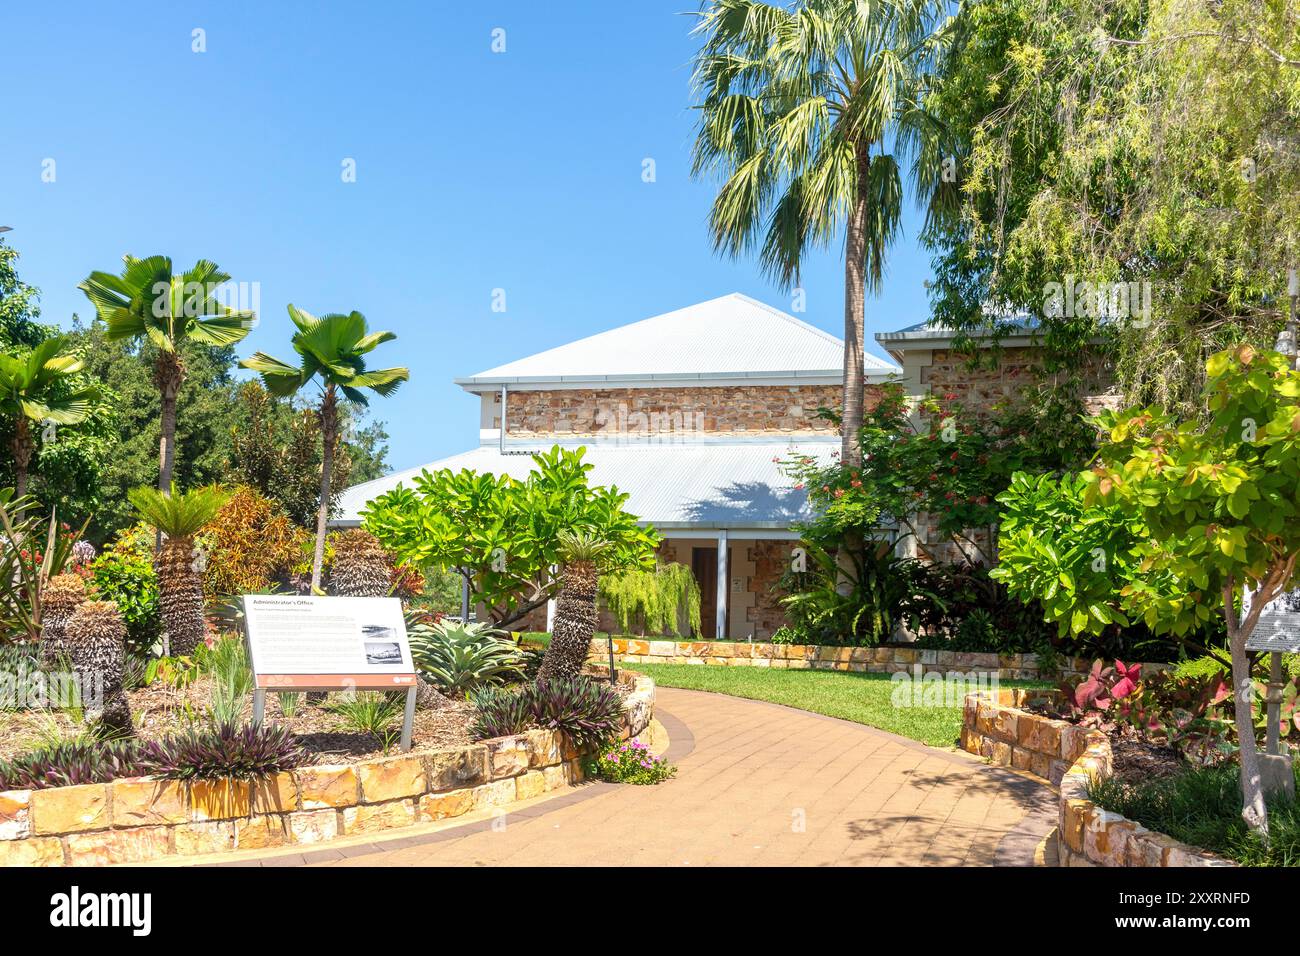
335;438;839;529
455;293;900;388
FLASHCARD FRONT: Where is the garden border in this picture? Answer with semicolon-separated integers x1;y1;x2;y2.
596;637;1168;683
0;673;656;867
960;688;1235;867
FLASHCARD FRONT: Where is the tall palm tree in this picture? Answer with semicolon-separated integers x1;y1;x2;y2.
128;484;230;657
537;531;611;683
241;306;408;591
78;256;256;494
691;0;950;467
0;337;98;498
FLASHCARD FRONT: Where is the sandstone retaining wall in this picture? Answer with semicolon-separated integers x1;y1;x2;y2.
0;675;655;867
959;688;1234;867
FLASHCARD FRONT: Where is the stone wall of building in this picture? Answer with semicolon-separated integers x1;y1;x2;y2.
502;384;883;437
745;540;788;638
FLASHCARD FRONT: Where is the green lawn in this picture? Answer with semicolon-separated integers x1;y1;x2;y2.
632;662;1049;748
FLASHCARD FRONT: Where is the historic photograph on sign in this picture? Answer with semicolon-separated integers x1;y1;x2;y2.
364;641;403;665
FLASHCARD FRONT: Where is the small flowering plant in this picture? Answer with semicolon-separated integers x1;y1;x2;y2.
584;738;677;785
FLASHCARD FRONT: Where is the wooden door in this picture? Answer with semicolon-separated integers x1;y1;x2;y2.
693;546;719;638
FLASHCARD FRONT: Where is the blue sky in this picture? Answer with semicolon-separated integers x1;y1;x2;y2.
1;0;933;473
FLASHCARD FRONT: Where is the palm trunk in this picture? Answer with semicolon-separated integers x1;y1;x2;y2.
1223;583;1269;838
841;147;870;469
156;351;184;555
311;385;338;592
11;419;33;501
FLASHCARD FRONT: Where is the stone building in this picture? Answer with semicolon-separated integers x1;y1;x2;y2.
335;293;900;639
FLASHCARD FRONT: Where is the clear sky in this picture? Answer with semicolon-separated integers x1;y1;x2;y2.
1;0;933;473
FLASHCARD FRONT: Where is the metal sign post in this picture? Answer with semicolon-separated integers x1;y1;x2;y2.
1244;586;1300;801
242;595;420;753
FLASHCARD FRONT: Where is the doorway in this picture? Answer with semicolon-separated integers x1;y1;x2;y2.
692;546;728;638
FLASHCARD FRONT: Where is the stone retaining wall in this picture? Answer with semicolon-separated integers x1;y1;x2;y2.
594;637;1167;683
0;674;656;867
960;688;1234;867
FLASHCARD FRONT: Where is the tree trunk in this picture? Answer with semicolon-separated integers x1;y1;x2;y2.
1223;585;1270;838
155;351;185;555
538;560;598;683
840;147;870;469
156;351;184;492
311;385;338;592
11;419;33;501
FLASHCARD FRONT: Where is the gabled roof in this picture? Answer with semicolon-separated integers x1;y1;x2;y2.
334;438;838;530
455;293;900;390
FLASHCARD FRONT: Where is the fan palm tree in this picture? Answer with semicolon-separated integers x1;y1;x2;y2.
538;531;612;683
0;337;97;498
78;256;256;494
691;0;951;467
128;484;230;657
241;306;408;591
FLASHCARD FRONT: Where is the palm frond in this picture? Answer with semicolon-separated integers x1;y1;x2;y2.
128;485;230;539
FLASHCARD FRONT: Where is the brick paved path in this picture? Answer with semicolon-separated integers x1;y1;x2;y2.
296;687;1054;868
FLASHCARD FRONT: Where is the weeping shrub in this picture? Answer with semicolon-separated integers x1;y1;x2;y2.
599;562;701;637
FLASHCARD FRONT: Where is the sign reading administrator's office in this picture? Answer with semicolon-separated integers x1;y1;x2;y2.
242;594;417;690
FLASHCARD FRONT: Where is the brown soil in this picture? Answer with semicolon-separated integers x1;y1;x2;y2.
1108;731;1184;783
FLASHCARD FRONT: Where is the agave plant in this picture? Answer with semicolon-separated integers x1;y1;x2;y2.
408;619;526;694
128;484;230;656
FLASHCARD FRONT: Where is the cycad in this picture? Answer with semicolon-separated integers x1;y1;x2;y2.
330;529;391;597
538;531;612;683
65;600;133;737
128;485;230;656
241;306;408;591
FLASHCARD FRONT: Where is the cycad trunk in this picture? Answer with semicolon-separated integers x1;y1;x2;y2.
538;560;598;683
311;385;338;592
331;529;390;597
40;573;87;668
66;600;133;737
157;534;207;657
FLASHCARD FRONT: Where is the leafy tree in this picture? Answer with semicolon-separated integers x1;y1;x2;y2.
227;380;389;528
1080;346;1300;837
362;446;660;628
691;0;952;467
0;338;98;498
241;306;407;590
784;380;1094;564
925;0;1300;414
0;239;54;350
78;256;256;495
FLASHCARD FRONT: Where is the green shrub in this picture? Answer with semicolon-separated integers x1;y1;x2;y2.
584;738;676;785
324;692;406;752
1088;761;1300;867
468;685;532;740
469;677;625;749
90;542;161;654
409;619;526;694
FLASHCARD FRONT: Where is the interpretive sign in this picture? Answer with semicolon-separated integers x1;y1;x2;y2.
242;595;418;749
1243;587;1300;653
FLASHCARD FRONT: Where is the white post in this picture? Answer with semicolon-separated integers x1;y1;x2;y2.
716;530;729;639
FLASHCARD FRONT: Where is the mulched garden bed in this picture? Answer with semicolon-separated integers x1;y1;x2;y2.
0;676;477;766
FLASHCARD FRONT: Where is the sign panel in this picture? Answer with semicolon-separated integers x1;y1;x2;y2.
242;594;418;689
1244;587;1300;653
